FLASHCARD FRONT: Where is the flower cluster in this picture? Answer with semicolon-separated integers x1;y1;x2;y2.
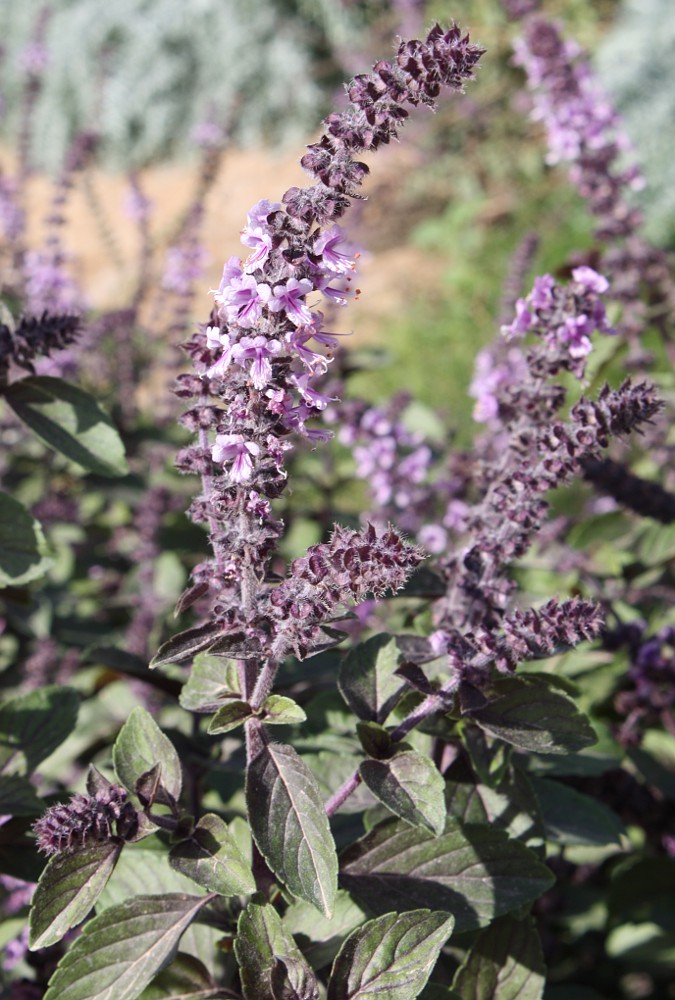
403;596;604;687
33;782;138;856
605;622;675;746
513;16;673;343
175;24;484;612
268;523;424;660
436;379;661;630
0;311;80;384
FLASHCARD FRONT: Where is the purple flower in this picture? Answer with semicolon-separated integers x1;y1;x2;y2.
269;278;314;326
313;225;357;274
212;434;260;482
571;265;609;295
232;335;281;390
218;274;271;327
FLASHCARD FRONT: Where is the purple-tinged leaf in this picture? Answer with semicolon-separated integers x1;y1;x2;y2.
207;701;254;736
338;634;406;723
235;899;319;1000
206;632;264;659
0;491;52;586
247;742;338;916
359;750;446;835
179;654;240;713
4;375;128;477
29;840;123;950
530;776;626;846
327;909;454;1000
445;760;544;852
169;813;255;896
262;694;307;726
0;686;79;777
174;581;210;617
113;706;182;802
138;952;223;999
284;891;367;972
340;818;554;933
43;893;212;1000
150;623;225;669
451;915;546;999
465;674;597;754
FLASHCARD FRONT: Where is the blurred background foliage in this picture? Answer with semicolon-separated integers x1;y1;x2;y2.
0;0;671;429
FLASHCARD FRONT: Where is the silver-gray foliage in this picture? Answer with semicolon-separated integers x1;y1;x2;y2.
0;0;369;171
597;0;675;245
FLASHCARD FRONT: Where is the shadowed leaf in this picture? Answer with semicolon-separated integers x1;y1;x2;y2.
466;675;597;754
169;814;255;896
338;634;405;723
236;899;319;1000
451;915;546;999
0;686;79;777
340;819;554;934
0;491;52;586
360;749;446;835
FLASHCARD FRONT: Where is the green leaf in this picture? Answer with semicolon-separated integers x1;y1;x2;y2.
451;915;545;999
169;814;255;896
338;634;405;723
466;675;597;754
327;909;454;1000
359;750;446;835
29;841;123;950
261;694;307;726
150;623;225;669
340;819;554;934
178;654;240;713
95;844;222;973
605;922;675;970
235;899;319;1000
529;776;626;846
138;953;222;999
0;686;79;776
0;773;43;815
4;375;128;477
445;760;544;853
246;742;338;916
284;891;367;971
113;706;182;802
43;893;212;1000
207;700;253;736
0;491;52;586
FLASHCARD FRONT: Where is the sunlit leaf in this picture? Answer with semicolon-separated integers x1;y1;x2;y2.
451;915;546;999
235;898;319;1000
340;818;554;933
4;375;128;477
43;893;212;1000
359;749;446;835
113;706;182;802
247;742;338;916
169;813;256;896
327;909;454;1000
29;841;123;950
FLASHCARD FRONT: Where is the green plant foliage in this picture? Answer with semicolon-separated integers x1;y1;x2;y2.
327;909;455;1000
0;492;52;586
246;742;338;917
3;377;128;478
42;894;213;1000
